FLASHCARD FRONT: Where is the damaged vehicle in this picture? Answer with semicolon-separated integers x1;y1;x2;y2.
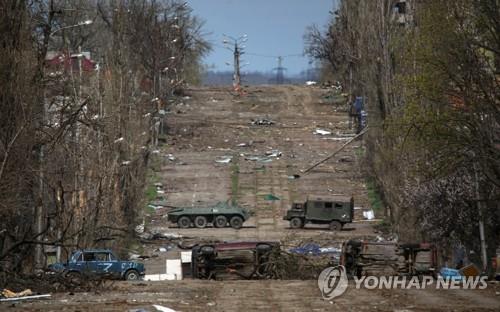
191;241;279;279
167;201;250;229
284;195;354;230
48;249;145;280
340;240;437;277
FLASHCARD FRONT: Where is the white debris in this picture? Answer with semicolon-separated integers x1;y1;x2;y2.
314;129;332;136
153;304;177;312
121;160;131;166
363;209;375;220
215;156;233;164
114;137;124;143
305;80;317;86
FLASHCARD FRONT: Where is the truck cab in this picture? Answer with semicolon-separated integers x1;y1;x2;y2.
283;195;354;230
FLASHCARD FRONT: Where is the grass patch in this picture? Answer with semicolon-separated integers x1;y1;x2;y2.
366;178;383;213
355;146;365;157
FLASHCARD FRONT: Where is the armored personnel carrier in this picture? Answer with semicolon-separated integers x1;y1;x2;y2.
167;201;249;229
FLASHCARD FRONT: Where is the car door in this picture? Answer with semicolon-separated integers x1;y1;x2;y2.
94;252;120;277
82;252;97;274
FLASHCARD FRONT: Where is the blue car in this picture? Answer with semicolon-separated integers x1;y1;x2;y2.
49;249;145;280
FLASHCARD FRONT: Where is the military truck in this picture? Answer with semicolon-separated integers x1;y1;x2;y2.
283;195;353;230
167;201;250;229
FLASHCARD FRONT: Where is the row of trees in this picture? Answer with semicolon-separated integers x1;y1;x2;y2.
306;0;499;269
0;0;210;273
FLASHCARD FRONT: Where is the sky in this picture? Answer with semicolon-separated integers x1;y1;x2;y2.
187;0;336;76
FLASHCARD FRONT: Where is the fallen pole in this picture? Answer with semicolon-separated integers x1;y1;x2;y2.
301;126;369;176
0;294;51;302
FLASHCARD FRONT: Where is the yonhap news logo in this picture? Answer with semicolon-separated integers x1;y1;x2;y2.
318;266;488;299
317;265;349;300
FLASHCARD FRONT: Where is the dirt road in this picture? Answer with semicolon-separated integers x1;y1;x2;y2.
6;85;499;311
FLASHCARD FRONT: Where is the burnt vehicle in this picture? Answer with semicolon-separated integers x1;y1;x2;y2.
283;195;354;230
48;249;145;280
191;241;279;279
340;240;437;277
167;201;250;229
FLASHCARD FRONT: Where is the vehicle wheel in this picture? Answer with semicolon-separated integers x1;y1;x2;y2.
177;216;191;228
329;220;342;231
289;217;303;229
125;269;140;281
214;215;227;228
200;245;215;255
256;243;272;253
194;216;208;228
229;216;243;229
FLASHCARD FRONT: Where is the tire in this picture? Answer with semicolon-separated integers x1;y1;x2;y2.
229;216;243;229
329;220;342;231
194;216;208;228
177;216;191;228
200;246;215;255
256;244;272;253
214;215;227;228
289;217;303;229
125;269;140;281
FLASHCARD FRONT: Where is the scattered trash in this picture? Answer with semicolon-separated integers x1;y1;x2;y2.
2;289;32;298
153;304;177;312
251;117;275;126
215;155;233;164
121;160;131;166
166;154;176;161
314;129;331;136
244;149;282;163
264;194;280;201
265;150;282;157
305;80;317;86
237;142;253;147
288;174;300;180
460;263;480;277
114;137;124;143
289;244;341;264
135;223;145;234
0;289;51;302
363;210;375;220
439;267;462;280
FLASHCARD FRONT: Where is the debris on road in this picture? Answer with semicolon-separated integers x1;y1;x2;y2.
363;209;375;220
153;304;177;312
314;128;332;136
243;149;282;163
264;194;280;201
251;117;275;126
215;155;233;164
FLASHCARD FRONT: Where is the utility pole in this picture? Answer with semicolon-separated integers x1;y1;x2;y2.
273;56;286;84
473;162;488;272
223;34;247;92
233;42;241;90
